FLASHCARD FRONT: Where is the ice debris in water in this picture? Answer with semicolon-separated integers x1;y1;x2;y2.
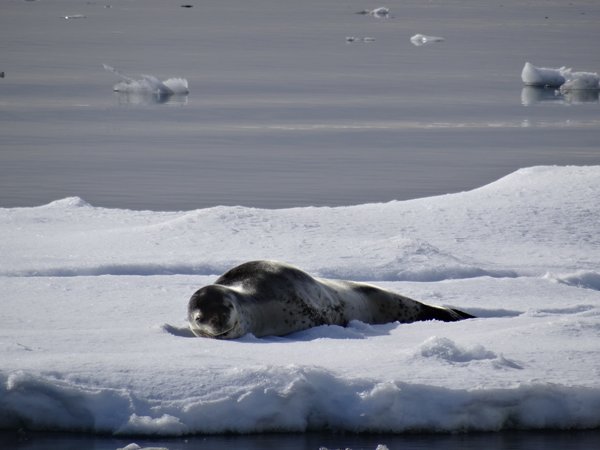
410;34;445;46
521;62;600;91
346;36;376;43
356;7;390;18
103;64;189;96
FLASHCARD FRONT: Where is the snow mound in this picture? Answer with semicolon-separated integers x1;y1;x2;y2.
118;444;169;450
545;271;600;291
41;197;92;209
418;337;497;363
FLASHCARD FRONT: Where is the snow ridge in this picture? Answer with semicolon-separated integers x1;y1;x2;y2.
3;369;600;435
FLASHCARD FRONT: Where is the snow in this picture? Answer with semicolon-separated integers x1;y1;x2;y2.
1;166;600;435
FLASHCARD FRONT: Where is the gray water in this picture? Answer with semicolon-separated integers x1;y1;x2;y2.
1;0;599;210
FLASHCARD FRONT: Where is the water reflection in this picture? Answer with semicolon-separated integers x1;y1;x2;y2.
521;86;599;106
113;91;189;106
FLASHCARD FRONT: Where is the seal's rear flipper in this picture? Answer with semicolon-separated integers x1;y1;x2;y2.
420;305;475;322
451;308;476;320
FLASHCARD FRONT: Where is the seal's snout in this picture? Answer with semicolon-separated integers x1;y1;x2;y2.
188;285;239;338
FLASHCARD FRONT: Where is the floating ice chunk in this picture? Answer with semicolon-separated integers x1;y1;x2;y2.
370;7;390;18
521;62;567;87
356;7;390;18
522;62;600;93
103;64;189;96
162;77;190;94
346;36;376;43
410;34;445;47
559;70;600;92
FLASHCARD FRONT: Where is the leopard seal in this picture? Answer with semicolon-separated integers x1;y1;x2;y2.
188;260;474;339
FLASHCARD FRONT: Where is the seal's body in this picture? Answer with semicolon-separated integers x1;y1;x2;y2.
188;260;474;339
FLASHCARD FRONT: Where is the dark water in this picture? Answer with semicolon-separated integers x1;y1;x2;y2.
1;0;599;210
2;430;600;450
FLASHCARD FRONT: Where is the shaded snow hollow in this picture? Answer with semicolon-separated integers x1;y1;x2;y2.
1;166;599;435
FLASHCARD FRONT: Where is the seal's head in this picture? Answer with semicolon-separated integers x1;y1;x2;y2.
188;285;243;339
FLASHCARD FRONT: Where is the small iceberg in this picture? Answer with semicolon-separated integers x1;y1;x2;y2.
103;64;189;97
521;62;600;94
410;34;445;47
356;7;390;18
521;62;567;87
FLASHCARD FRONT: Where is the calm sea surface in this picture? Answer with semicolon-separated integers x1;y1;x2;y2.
1;0;599;210
1;0;600;448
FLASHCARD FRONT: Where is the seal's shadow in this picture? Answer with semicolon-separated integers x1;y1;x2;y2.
277;321;398;342
162;323;196;338
163;321;397;342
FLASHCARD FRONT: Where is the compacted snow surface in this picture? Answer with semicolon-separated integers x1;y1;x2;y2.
1;166;599;435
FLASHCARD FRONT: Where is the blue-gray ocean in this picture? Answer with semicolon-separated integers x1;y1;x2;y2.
1;0;599;211
1;0;599;448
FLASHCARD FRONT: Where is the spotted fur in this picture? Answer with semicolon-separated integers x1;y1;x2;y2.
188;260;474;339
